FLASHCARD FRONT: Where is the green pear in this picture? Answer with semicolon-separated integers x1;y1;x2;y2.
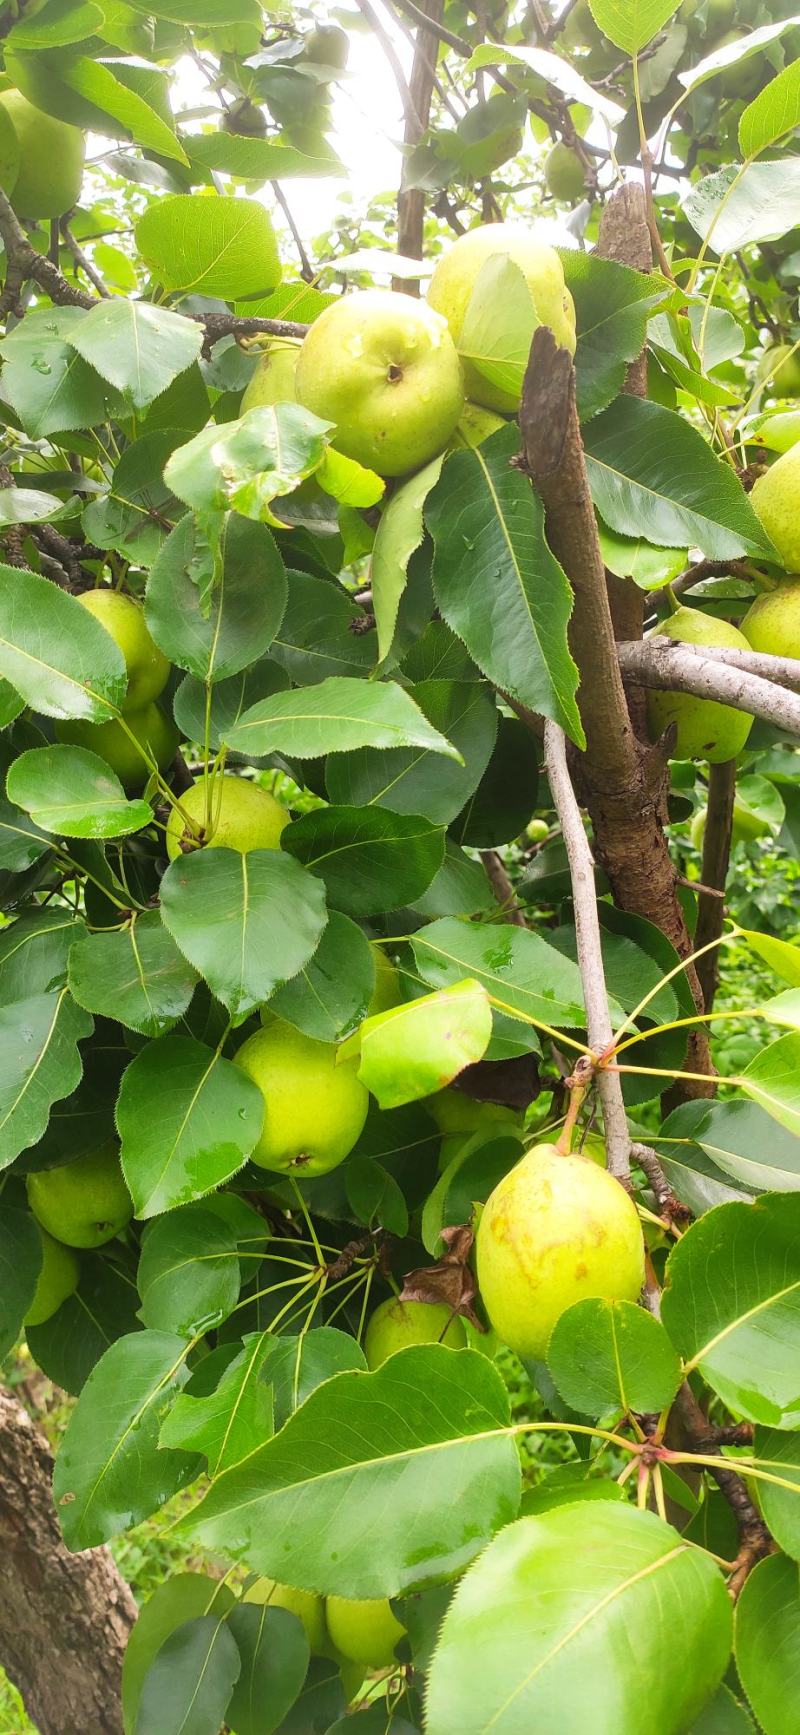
424;1086;522;1137
0;90;84;218
450;401;507;449
742;578;800;658
749;451;800;572
27;1145;133;1249
78;589;170;715
241;342;300;413
760;344;800;398
294;290;464;478
25;1227;79;1327
234;1017;369;1175
57;703;178;791
476;1143;645;1360
544;142;586;202
305;23;349;67
367;945;402;1016
165;774;289;859
427;223;576;412
525;817;550;844
222;97;267;137
244;1578;329;1651
645;607;754;762
364;1297;467;1369
325;1596;407;1668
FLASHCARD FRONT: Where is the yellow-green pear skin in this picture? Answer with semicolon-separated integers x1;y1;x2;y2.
424;1086;521;1137
0;90;84;218
233;1019;369;1175
761;344;800;397
25;1228;79;1327
427;224;576;411
367;945;402;1016
241;342;300;412
646;607;754;763
57;704;178;791
742;579;800;659
364;1297;467;1369
691;799;771;851
450;402;507;449
325;1597;407;1668
78;589;170;714
244;1579;329;1652
294;289;464;478
544;141;585;202
165;774;289;859
476;1143;645;1361
750;446;800;572
27;1146;133;1249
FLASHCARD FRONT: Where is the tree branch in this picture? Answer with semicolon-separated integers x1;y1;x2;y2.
355;0;422;129
543;720;631;1182
672;1381;773;1599
189;311;309;359
394;0;444;290
630;1142;691;1225
617;639;800;736
59;220;111;298
694;758;736;1014
0;189;96;313
479;849;527;927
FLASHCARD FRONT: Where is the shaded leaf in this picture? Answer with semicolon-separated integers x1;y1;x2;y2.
117;1035;264;1218
268;910;374;1042
0;1207;42;1356
134;1614;240;1735
226;1604;310;1735
283;806;444;916
122;1574;236;1735
68;912;198;1037
138;1207;241;1336
0;988;92;1171
735;1554;800;1735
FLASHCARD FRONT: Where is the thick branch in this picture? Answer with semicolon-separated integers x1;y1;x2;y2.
634;637;800;695
395;0;444;286
0;189;95;312
618;639;800;736
694;758;735;1014
544;721;631;1182
190;312;309;358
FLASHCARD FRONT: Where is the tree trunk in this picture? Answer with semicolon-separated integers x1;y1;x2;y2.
0;1389;136;1735
394;0;444;289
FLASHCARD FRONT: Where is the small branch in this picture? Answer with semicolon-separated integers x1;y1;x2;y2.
479;850;527;927
394;0;444;291
355;0;422;129
544;720;630;1182
644;557;753;609
270;182;314;283
630;1142;691;1226
59;220;111;298
694;759;736;1014
189;311;309;359
617;639;800;737
673;1382;772;1599
0;188;95;312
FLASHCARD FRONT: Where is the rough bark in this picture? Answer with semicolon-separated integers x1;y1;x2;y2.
694;758;736;1014
0;1389;136;1735
394;0;444;288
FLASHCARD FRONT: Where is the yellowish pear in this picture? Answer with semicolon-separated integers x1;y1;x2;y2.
165;774;289;859
742;579;800;660
241;342;300;413
750;446;800;571
645;607;754;762
78;589;169;715
0;90;84;217
57;704;177;791
244;1578;329;1651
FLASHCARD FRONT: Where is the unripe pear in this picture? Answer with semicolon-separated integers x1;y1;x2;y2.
27;1145;132;1249
294;290;464;477
427;224;576;412
364;1297;467;1369
305;23;349;68
78;589;170;715
450;402;507;449
645;606;754;762
742;578;800;660
57;704;178;791
25;1227;79;1326
425;1087;521;1137
691;797;771;850
165;774;289;859
325;1596;406;1668
760;344;800;398
234;1018;369;1175
222;97;267;137
241;342;300;413
244;1578;329;1651
525;817;550;844
0;90;84;218
367;944;402;1015
476;1143;645;1360
544;142;585;202
749;450;800;572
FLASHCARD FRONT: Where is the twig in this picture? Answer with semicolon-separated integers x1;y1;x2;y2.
644;557;753;609
59;220;111;298
479;850;527;927
394;0;444;290
673;1381;772;1599
617;639;800;736
694;759;735;1013
355;0;423;129
0;188;95;312
270;182;314;283
188;311;309;359
543;720;631;1182
630;1143;691;1225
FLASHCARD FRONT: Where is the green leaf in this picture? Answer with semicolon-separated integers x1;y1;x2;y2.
184;1345;521;1596
160;848;327;1023
225;676;461;762
749;1428;800;1561
561;251;668;422
371;456;444;663
353;980;492;1109
683;162;800;256
27;1250;142;1396
427;1503;731;1734
0;487;72;527
0;909;81;1003
138;1207;241;1336
458;256;537;405
466;43;625;124
53;1329;197;1548
226;1605;309;1735
8;0;104;48
741;1035;800;1137
136;195;280;298
411;916;588;1033
268;910;374;1043
0;305;107;438
70;301;203;412
412;840;496;919
283;806;444;916
0;988;92;1171
56;52;189;162
451;714;540;849
689;1685;755;1734
145;513;287;682
325;680;497;826
125;0;257;17
547;1298;682;1419
7;746;152;839
426;427;583;743
163;407;329;521
272;569;373;685
133;1615;240;1735
583;399;775;559
160;1332;275;1474
740;929;800;989
0;1207;42;1356
696;1100;800;1193
0;565;126;720
117;1035;265;1218
68;912;198;1038
122;1574;236;1735
661;1194;800;1427
82;431;184;568
260;1327;367;1432
190;131;342;179
598;521;687;592
173;659;289;753
588;0;680;53
735;1554;800;1735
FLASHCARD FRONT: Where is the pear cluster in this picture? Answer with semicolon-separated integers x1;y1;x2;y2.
244;1577;406;1674
243;224;576;478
